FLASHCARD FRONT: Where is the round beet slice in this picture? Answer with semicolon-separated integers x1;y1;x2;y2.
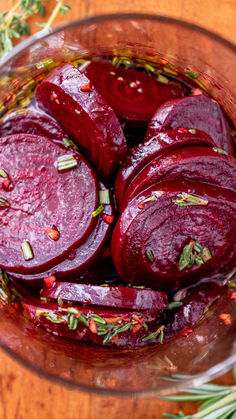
22;298;160;347
11;184;114;286
111;180;236;292
148;95;235;155
40;282;168;312
0;109;69;145
0;134;98;274
124;146;236;204
115;129;215;208
36;63;127;179
84;60;184;126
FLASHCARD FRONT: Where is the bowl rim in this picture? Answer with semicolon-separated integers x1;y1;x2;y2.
0;12;235;397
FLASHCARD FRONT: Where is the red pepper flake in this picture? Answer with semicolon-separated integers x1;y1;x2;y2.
12;79;20;88
132;324;142;334
12;301;22;311
4;94;12;103
230;291;236;301
2;179;11;190
178;128;188;133
80;82;91;92
43;275;56;288
138;203;144;209
105;316;120;324
192;88;202;96
132;314;145;324
219;313;232;325
160;58;168;65
121;316;131;322
45;227;60;241
78;331;85;339
89;320;97;334
102;214;114;224
111;334;119;343
182;328;193;337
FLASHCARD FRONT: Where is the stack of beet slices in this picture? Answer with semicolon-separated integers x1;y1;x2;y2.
0;60;235;348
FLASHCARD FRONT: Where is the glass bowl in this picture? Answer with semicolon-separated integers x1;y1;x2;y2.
0;13;235;397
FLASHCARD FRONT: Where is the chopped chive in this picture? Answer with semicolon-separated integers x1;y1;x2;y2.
179;240;212;271
145;248;154;263
99;189;110;205
178;242;195;271
40;297;47;302
57;154;78;172
193;242;203;253
75;109;81;115
159;328;164;344
90;314;106;324
78;312;89;327
36;310;66;323
140;195;157;206
168;301;183;309
97;330;107;336
116;323;131;333
142;322;148;331
144;63;156;75
92;205;104;217
173;192;208;206
36;58;54;69
188;128;196;134
157;74;169;84
67;307;79;315
227;279;236;288
194;255;204;266
0;198;9;208
103;331;112;345
185;70;198;79
62;137;78;150
68;314;78;330
0;169;8;178
21;241;34;261
214;147;228;155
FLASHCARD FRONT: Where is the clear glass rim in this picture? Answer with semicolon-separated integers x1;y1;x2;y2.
0;12;235;396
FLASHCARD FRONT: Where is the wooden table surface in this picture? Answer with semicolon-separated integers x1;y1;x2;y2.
0;1;235;418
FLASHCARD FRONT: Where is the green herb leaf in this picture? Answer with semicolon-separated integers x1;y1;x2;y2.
185;70;198;79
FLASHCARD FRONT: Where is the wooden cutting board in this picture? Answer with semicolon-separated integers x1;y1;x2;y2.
0;1;235;417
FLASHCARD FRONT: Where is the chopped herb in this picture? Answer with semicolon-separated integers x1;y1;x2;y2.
21;241;34;261
142;326;165;342
92;205;104;217
179;240;212;271
173;192;208;206
90;314;106;324
0;198;9;208
68;314;78;330
157;74;169;84
188;128;196;134
57;297;63;307
139;195;157;207
62;138;78;151
40;297;47;302
185;70;198;79
0;169;8;178
227;279;236;288
99;189;110;204
168;301;183;309
36;310;66;324
57;154;78;172
36;58;54;69
67;307;79;315
213;147;228;155
145;248;154;263
75;109;81;115
201;247;212;262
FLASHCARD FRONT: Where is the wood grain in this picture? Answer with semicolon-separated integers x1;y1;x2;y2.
0;1;235;418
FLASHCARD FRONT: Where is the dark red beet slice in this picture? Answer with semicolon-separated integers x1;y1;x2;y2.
84;60;184;126
111;180;236;292
125;146;236;203
148;95;235;155
0;110;68;145
36;63;127;178
115;129;215;208
11;184;114;286
40;282;168;312
22;298;160;347
0;134;98;274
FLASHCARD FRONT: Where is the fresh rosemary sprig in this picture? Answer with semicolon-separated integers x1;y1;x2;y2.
0;0;71;58
161;373;236;419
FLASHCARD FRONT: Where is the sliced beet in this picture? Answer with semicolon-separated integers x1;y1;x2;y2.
111;180;236;292
84;60;184;126
115;129;215;208
36;63;127;178
11;184;114;286
0;134;98;274
22;298;160;347
148;95;235;155
40;282;168;312
124;146;236;203
0;109;68;145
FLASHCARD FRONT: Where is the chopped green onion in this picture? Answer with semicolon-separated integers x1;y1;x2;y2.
173;192;208;206
213;147;228;155
188;128;196;134
185;70;198;79
40;297;47;302
227;279;236;288
75;109;81;115
116;323;131;333
68;314;78;330
36;59;54;69
90;314;106;324
78;312;89;327
67;307;79;315
157;74;169;84
168;301;183;309
193;242;203;253
145;248;154;263
21;241;34;261
201;247;212;262
0;198;9;208
0;169;8;178
36;310;65;323
159;328;164;344
179;240;212;271
57;154;78;172
141;195;157;205
99;189;110;205
178;242;195;271
62;138;78;150
92;205;104;217
57;297;63;307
